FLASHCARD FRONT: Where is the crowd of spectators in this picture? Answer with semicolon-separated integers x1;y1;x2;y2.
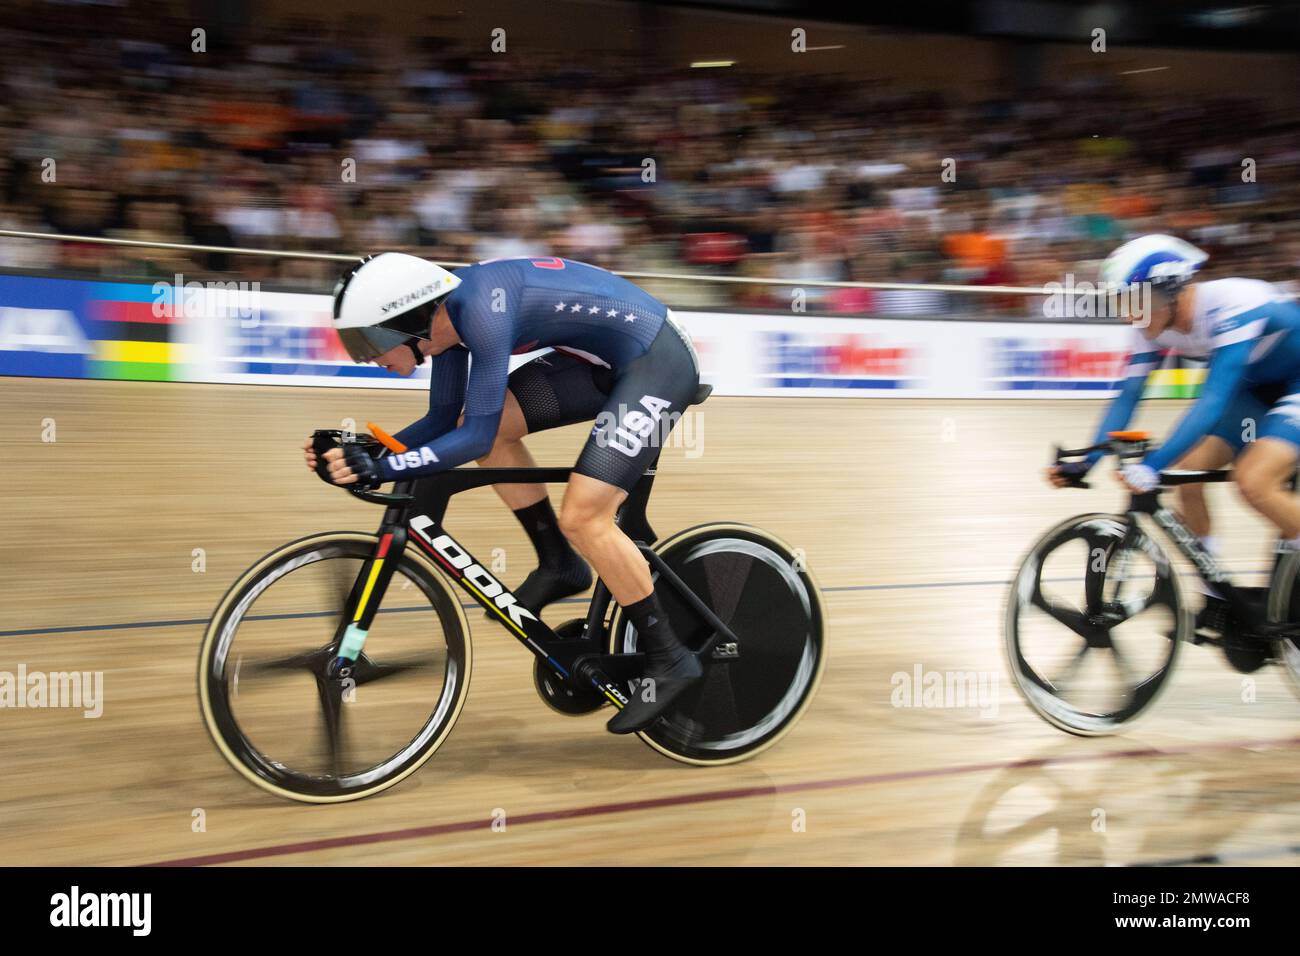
2;2;1299;317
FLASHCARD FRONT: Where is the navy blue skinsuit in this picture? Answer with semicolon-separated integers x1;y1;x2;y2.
384;256;699;491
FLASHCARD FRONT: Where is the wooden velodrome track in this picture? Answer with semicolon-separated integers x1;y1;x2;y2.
1;376;1296;866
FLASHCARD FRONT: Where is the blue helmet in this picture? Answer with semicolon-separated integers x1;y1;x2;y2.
1099;234;1208;290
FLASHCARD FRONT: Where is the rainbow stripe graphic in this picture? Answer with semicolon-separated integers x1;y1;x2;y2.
88;282;188;382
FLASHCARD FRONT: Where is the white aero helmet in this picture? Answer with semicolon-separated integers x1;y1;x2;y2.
1099;234;1208;291
332;252;462;362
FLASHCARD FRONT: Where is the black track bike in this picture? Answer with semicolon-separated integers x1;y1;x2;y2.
199;390;827;802
1005;431;1300;735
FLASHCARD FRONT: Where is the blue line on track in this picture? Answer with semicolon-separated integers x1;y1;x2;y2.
0;569;1273;639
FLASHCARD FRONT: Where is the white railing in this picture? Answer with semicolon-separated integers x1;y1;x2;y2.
0;228;1056;297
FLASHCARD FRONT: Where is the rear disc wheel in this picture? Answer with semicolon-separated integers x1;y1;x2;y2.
608;523;826;764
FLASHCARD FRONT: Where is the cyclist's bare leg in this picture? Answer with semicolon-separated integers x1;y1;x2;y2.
1174;436;1235;538
1235;438;1300;539
557;473;648;605
560;472;702;733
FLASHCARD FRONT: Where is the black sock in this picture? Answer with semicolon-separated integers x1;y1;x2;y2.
513;499;579;569
624;592;677;654
624;592;698;683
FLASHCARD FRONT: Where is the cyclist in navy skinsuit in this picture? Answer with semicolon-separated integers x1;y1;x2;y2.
305;253;703;733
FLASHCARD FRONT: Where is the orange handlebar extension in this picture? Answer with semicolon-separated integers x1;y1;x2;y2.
367;421;408;455
1107;430;1151;442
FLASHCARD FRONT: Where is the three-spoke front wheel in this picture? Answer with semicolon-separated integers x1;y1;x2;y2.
198;532;472;803
1005;513;1187;735
608;523;827;764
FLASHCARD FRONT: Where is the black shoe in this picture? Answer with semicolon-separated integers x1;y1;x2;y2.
487;560;592;619
606;637;704;735
1224;636;1270;673
1202;596;1270;673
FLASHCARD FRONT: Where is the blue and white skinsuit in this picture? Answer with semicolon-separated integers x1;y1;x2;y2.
1090;278;1300;481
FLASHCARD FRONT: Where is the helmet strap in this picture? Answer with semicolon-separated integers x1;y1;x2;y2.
405;338;426;366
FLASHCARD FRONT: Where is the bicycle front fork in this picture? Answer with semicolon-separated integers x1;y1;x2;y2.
329;525;410;675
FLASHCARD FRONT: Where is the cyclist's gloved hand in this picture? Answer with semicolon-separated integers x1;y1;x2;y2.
311;429;389;488
321;442;385;490
1119;462;1159;493
1048;460;1091;488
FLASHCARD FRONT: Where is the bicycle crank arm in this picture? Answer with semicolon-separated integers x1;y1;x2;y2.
572;652;645;682
571;653;644;709
1256;621;1300;640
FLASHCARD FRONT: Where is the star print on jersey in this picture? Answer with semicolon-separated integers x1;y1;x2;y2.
389;258;671;482
552;300;640;323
